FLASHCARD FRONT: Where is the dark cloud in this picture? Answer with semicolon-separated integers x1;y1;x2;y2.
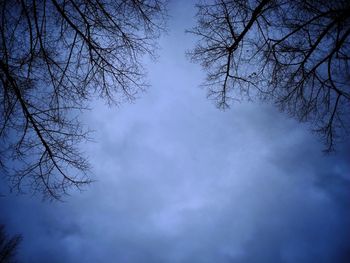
1;1;349;263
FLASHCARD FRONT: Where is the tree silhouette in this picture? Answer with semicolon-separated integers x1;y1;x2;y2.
188;0;350;151
0;225;22;263
0;0;166;199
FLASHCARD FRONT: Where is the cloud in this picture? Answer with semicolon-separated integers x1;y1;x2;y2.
1;1;349;262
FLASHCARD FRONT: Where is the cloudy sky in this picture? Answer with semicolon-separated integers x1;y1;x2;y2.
1;1;350;262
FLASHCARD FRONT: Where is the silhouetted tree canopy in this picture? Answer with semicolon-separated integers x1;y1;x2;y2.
0;225;22;263
188;0;350;151
0;0;166;199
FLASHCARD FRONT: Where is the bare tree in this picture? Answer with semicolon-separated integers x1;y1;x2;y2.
0;225;22;263
187;0;350;151
0;0;167;199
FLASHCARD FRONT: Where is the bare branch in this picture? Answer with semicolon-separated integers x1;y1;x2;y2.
0;0;167;199
188;0;350;151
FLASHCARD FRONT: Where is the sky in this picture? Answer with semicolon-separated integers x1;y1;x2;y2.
1;1;350;262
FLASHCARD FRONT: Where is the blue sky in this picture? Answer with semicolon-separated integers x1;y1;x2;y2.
1;1;350;262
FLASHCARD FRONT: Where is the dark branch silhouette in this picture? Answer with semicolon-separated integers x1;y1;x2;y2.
0;225;22;263
0;0;167;199
188;0;350;151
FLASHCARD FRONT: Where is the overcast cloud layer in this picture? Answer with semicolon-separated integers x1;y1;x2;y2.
1;1;350;262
